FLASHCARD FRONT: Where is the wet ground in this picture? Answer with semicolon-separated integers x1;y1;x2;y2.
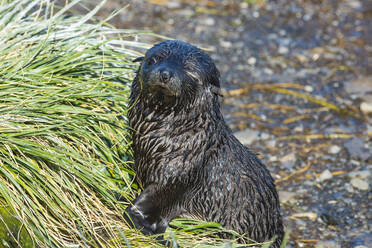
80;0;371;247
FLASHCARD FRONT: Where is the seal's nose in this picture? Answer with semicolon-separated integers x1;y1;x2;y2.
160;69;172;83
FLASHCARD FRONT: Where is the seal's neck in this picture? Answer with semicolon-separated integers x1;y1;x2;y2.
129;90;223;136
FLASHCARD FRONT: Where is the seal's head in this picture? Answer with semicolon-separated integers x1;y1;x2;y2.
133;40;220;106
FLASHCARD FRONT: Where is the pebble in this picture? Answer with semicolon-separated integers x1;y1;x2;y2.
279;191;297;204
367;124;372;136
263;68;274;75
350;178;369;191
252;11;259;18
318;169;333;182
294;125;304;132
344;76;372;95
220;40;232;48
328;145;341;154
267;139;276;147
346;0;362;9
344;138;369;160
345;183;354;193
303;13;312;21
280;153;296;162
350;160;361;166
269;155;278;162
167;1;181;8
178;9;193;16
304;85;314;92
279;29;286;36
294;53;308;63
280;152;296;168
312;53;320;61
278;46;289;54
316;240;341;248
360;102;372;114
240;2;248;8
234;129;259;145
349;170;371;179
260;132;270;140
204;17;215;26
291;212;318;221
247;57;257;65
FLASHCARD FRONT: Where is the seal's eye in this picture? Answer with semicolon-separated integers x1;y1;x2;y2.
146;56;160;66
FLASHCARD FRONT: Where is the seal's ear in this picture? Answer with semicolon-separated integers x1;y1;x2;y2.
133;56;144;63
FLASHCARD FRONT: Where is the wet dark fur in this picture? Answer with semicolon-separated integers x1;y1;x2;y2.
125;40;283;247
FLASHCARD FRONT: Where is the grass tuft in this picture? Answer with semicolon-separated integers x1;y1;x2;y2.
0;0;149;246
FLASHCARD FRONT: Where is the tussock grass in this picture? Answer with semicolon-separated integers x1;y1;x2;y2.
0;0;147;247
0;1;288;247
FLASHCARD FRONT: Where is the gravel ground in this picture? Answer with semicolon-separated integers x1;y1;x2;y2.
79;0;371;247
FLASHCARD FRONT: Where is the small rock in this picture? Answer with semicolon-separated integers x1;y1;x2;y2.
294;53;308;63
260;132;270;140
178;9;193;16
350;178;369;191
247;57;257;65
350;160;361;166
312;53;320;61
303;14;312;21
204;17;215;26
240;2;248;8
345;183;354;193
279;191;297;204
263;68;273;75
316;240;341;248
360;102;372;114
344;138;369;160
346;0;362;9
268;33;278;40
294;125;304;132
291;212;318;221
220;40;232;48
344;76;372;95
280;153;296;162
278;46;289;54
167;1;181;8
333;82;340;88
328;145;341;154
298;242;305;247
267;139;276;147
318;169;333;182
349;170;371;179
304;85;314;92
234;129;259;145
279;29;286;36
269;155;278;162
280;152;296;169
362;93;372;103
367;124;372;136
